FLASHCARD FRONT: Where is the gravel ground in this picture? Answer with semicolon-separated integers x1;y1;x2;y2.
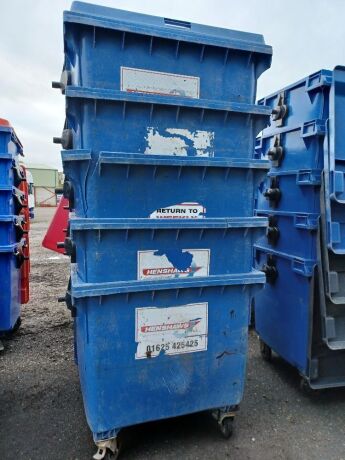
1;207;345;460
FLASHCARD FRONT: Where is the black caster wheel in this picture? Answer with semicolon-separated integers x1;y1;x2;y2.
105;450;120;460
219;417;234;439
259;338;272;362
12;316;22;333
1;317;21;339
299;378;321;396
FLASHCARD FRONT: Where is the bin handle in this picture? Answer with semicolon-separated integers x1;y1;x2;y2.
164;18;191;29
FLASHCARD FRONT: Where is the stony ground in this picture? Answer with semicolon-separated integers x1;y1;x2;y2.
1;207;345;460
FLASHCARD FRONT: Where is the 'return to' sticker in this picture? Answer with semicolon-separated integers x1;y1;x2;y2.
150;202;206;219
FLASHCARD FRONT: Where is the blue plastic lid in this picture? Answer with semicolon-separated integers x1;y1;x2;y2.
65;1;272;56
69;216;268;230
258;69;333;105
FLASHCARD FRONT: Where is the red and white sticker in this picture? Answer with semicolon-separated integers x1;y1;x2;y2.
121;67;200;98
150;202;206;219
135;302;208;359
137;249;210;280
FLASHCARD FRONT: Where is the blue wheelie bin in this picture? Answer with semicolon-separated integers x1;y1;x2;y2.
54;2;272;456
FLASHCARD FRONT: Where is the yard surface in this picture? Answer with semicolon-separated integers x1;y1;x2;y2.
1;207;345;460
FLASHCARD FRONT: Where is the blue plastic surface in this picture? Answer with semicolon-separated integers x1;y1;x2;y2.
70;217;267;283
323;66;345;253
258;69;332;132
71;270;265;437
62;150;269;218
0;124;23;157
0;215;25;245
255;119;325;172
255;210;318;259
0;154;23;188
256;170;321;213
254;246;315;374
63;1;272;104
0;242;21;332
0;186;25;216
59;1;273;441
0;121;24;333
64;88;270;158
255;66;345;383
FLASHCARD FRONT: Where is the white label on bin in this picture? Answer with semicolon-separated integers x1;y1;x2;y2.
137;249;210;280
135;302;208;359
120;67;200;98
150;202;206;219
145;127;215;157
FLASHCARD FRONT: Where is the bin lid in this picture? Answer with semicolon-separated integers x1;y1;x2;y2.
65;1;272;56
0;118;24;154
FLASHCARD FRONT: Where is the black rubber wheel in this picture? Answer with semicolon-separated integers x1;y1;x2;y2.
299;378;321;396
219;417;234;439
259;338;272;362
1;317;21;339
105;450;120;460
12;316;22;333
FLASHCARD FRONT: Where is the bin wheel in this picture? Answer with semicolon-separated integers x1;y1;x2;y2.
259;339;272;362
93;444;120;460
219;417;234;439
12;317;22;333
104;449;120;460
1;317;21;339
299;378;321;396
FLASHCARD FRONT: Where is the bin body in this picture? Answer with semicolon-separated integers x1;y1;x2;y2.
0;244;21;332
255;67;345;387
65;91;270;159
64;1;272;103
58;1;272;445
0;120;26;333
70;217;266;283
73;273;265;437
255;211;318;259
254;247;313;374
63;152;269;218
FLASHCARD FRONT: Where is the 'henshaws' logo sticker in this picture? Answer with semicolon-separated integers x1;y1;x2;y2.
137;249;210;280
150;202;206;219
135;303;208;359
141;318;202;333
142;266;202;276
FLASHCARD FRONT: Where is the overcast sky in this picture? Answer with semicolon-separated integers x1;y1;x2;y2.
1;0;345;169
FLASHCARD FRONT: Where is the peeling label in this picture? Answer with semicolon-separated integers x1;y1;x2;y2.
135;302;208;359
150;202;206;219
121;67;200;98
145;127;215;157
138;249;210;280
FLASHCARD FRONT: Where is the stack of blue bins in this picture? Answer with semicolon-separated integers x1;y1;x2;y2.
55;2;272;456
0;119;26;334
254;66;345;390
